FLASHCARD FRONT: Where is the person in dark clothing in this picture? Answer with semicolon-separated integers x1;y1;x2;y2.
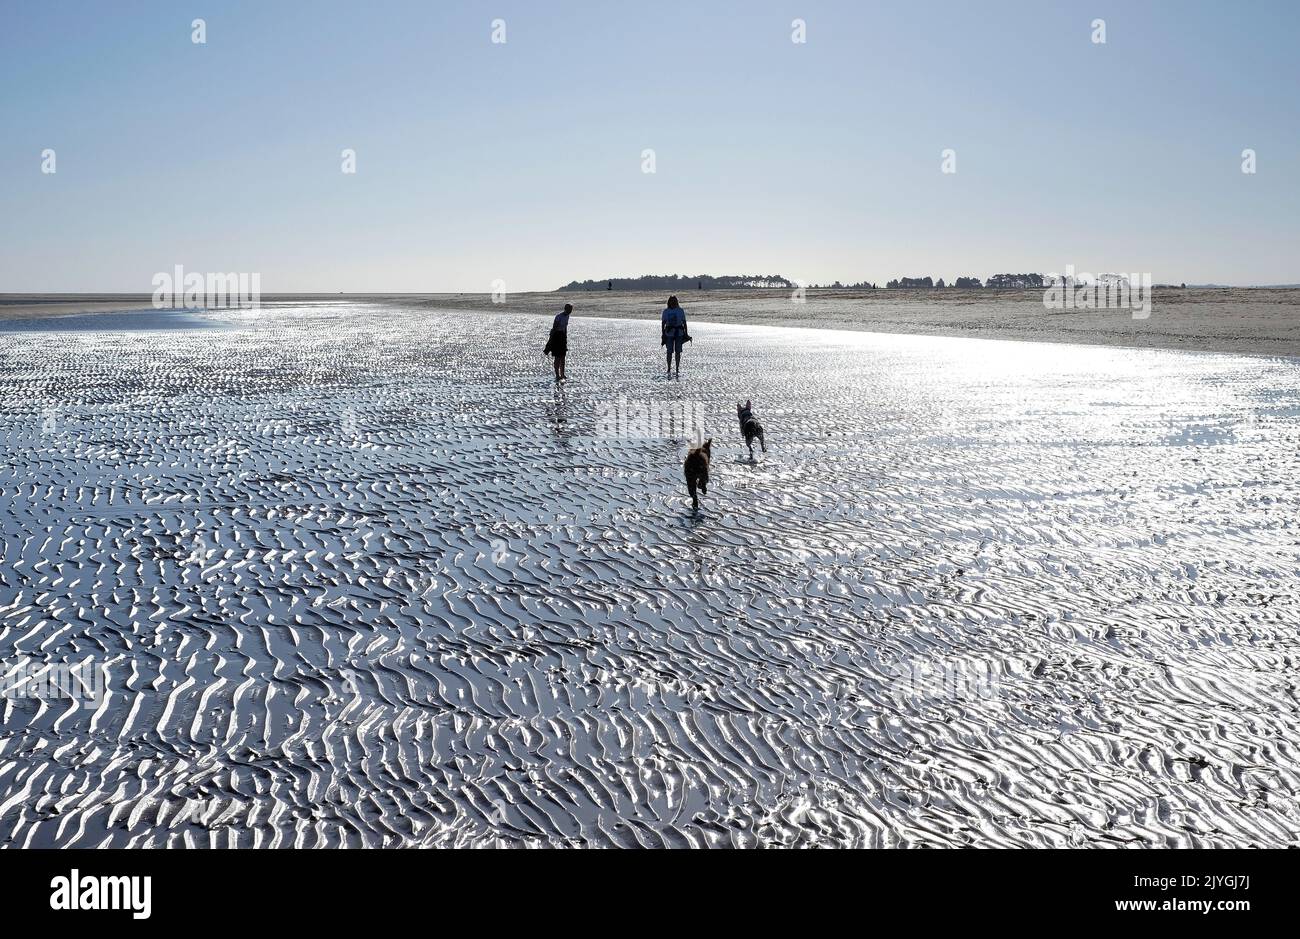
543;303;572;381
660;295;688;378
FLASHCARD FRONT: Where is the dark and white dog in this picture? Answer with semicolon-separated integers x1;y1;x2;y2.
736;400;766;459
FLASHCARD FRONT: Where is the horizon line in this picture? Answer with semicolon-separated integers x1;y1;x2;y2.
4;284;1300;297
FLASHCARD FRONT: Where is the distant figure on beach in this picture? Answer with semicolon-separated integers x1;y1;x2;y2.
543;303;571;381
661;295;689;378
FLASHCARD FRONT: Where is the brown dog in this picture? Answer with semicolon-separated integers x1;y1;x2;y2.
683;438;712;511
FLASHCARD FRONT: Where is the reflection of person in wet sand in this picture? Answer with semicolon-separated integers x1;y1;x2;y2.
543;303;571;381
544;383;572;443
661;295;689;378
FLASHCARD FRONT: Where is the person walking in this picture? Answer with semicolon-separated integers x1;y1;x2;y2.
544;303;572;381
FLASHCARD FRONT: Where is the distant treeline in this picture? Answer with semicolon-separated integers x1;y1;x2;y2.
558;272;1051;291
559;274;795;291
985;273;1046;288
883;274;1046;289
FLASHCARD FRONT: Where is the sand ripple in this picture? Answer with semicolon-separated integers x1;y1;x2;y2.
1;304;1298;847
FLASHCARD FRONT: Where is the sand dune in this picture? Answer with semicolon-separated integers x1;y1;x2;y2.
1;303;1298;847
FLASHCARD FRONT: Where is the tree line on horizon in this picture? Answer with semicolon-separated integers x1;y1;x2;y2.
559;274;796;291
557;272;1051;291
882;273;1047;289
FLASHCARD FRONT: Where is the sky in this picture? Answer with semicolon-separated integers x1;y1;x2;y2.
1;0;1297;292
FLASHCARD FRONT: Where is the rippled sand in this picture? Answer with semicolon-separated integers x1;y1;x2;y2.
2;303;1298;847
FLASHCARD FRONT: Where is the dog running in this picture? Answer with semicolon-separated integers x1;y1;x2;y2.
683;438;712;511
736;400;766;459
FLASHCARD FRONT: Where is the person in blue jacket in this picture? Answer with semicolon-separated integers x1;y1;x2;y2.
660;295;689;378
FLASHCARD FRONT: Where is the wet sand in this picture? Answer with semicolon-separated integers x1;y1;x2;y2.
439;287;1300;358
5;288;1299;357
2;302;1298;847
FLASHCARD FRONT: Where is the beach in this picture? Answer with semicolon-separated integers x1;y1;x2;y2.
6;288;1300;358
2;302;1297;847
442;286;1300;357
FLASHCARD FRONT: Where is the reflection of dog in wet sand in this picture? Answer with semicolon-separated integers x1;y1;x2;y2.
684;438;712;511
737;400;766;459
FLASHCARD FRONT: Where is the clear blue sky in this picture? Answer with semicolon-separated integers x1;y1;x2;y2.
1;0;1296;292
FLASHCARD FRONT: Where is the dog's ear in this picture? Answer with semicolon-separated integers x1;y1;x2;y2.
746;400;751;408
